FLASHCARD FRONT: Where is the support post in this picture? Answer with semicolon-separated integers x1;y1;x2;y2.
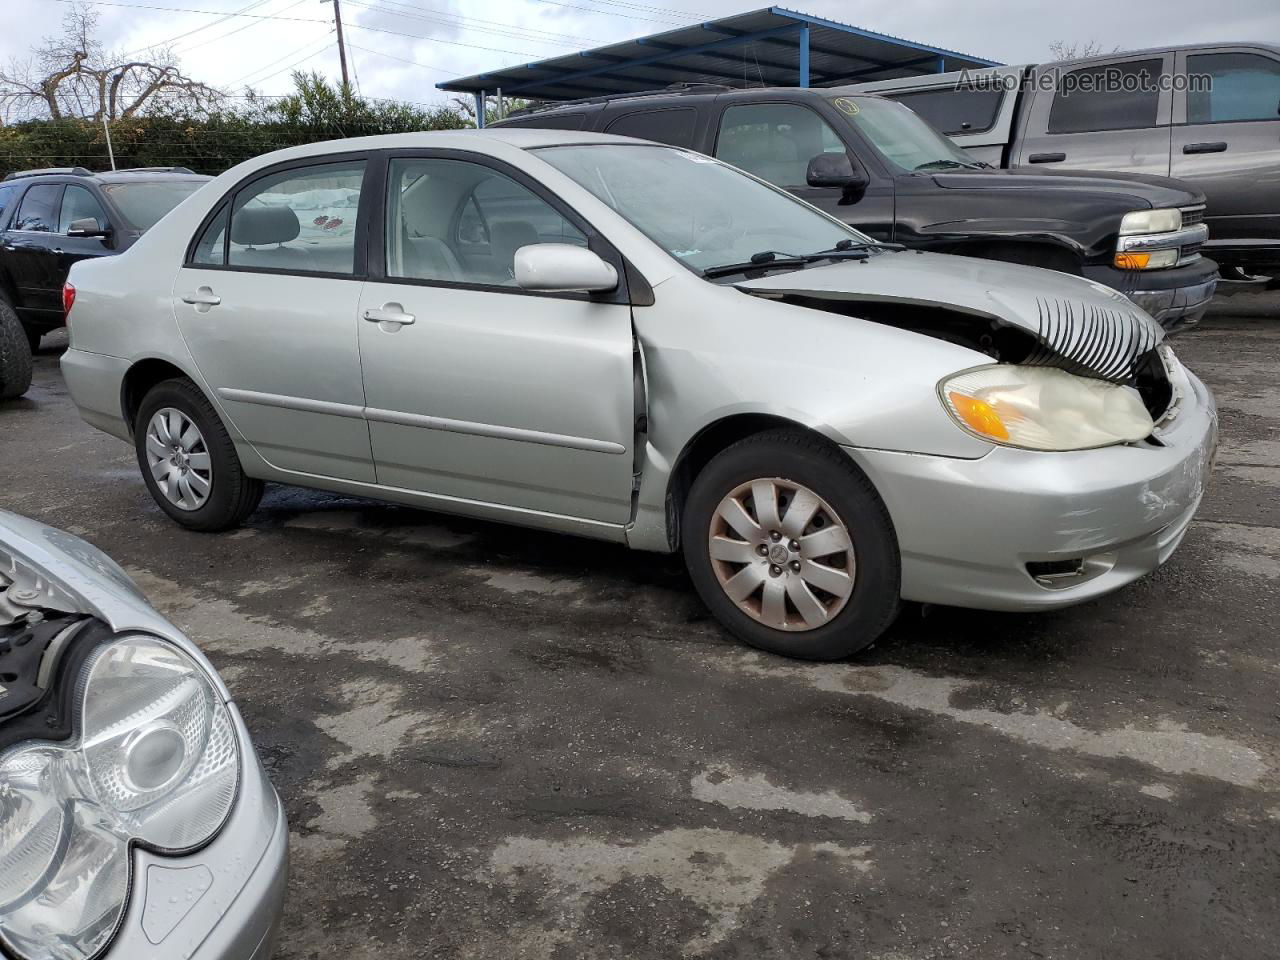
798;25;810;87
101;112;116;170
332;0;351;90
475;91;486;129
938;56;946;73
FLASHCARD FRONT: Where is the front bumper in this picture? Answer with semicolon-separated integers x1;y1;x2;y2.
844;368;1217;612
106;703;289;960
1083;257;1219;334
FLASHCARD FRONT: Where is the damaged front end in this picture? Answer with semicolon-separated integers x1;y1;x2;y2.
736;251;1175;424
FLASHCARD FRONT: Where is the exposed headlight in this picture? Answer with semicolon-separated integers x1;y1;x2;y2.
1119;208;1181;236
0;636;239;960
940;365;1154;451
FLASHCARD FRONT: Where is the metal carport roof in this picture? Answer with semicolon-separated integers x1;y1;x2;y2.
438;7;1000;118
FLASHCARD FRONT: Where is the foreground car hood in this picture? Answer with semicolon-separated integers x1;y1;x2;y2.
0;509;192;658
736;250;1165;382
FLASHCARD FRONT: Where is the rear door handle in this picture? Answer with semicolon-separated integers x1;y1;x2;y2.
1182;141;1227;154
363;304;415;326
181;287;221;307
1028;152;1066;164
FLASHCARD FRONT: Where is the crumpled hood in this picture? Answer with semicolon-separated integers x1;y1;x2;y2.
0;510;227;695
736;250;1165;382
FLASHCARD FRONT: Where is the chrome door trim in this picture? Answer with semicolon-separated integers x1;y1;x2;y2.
364;406;627;455
216;387;366;420
216;388;627;455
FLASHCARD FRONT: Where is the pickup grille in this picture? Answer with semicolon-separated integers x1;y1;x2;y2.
1180;206;1205;227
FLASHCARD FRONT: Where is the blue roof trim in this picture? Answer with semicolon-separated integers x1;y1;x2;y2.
766;7;1000;65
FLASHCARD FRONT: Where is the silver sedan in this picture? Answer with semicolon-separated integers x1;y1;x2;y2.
0;509;287;960
61;130;1216;660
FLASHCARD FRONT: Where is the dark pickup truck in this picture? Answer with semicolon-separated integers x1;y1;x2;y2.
497;85;1217;331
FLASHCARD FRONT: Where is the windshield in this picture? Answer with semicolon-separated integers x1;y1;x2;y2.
829;96;981;173
534;143;869;275
100;180;205;230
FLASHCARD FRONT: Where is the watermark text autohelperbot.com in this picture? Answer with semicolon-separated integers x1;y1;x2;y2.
955;67;1212;96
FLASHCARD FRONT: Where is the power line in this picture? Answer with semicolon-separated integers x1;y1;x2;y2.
341;0;605;48
343;40;452;75
228;30;335;87
174;0;314;55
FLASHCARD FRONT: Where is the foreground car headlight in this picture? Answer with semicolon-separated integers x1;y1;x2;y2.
0;636;239;960
1119;208;1181;236
940;365;1154;450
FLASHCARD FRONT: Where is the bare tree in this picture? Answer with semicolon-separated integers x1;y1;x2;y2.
1048;40;1122;62
0;5;221;123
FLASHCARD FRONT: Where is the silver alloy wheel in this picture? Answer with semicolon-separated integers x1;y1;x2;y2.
708;477;856;631
144;407;213;511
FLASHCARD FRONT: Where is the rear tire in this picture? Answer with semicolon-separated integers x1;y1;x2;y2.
135;378;263;531
682;429;900;661
0;299;33;399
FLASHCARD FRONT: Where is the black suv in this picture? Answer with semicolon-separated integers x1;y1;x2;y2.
0;166;209;396
498;85;1219;333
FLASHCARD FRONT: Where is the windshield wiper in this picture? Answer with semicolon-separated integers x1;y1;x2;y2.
701;250;808;279
913;159;984;171
807;239;904;257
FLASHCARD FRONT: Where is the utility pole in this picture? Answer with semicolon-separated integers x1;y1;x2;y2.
332;0;350;91
101;112;116;171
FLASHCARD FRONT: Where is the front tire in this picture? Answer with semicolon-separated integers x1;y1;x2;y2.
135;378;263;531
0;299;33;399
683;430;900;660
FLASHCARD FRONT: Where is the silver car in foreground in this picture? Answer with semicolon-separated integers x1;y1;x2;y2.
0;509;287;960
62;130;1216;660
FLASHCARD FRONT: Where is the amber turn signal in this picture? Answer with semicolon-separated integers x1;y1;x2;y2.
947;392;1009;440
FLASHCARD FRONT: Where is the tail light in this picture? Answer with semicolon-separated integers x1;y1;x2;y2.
62;281;76;319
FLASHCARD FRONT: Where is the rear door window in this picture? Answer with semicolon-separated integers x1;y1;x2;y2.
12;184;62;233
884;88;1004;135
1048;58;1165;133
226;161;366;275
1187;52;1280;123
606;108;698;147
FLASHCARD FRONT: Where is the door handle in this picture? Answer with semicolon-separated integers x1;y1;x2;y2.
363;304;415;326
1028;152;1066;164
52;247;63;255
181;287;221;307
1182;141;1227;154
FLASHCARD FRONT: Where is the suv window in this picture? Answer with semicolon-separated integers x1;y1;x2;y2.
13;184;62;233
884;87;1004;135
715;102;846;187
1187;52;1280;123
58;184;109;233
605;108;698;147
225;161;365;274
386;157;585;286
500;113;586;131
1048;58;1165;133
0;184;18;226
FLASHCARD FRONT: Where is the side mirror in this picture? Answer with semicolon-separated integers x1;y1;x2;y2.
67;217;109;238
806;153;869;205
514;243;618;293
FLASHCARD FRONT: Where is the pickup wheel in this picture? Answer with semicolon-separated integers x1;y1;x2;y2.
0;298;33;399
134;378;263;531
682;429;901;661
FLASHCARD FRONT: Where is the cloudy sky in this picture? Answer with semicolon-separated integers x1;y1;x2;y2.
2;0;1277;112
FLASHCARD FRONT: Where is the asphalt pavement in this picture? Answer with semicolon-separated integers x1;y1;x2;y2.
2;293;1278;959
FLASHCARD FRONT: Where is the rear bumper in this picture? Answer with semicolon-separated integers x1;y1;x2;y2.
843;368;1217;612
61;347;131;441
1083;258;1219;334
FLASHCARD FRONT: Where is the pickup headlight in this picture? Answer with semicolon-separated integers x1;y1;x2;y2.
1119;208;1181;236
940;365;1154;450
0;636;240;960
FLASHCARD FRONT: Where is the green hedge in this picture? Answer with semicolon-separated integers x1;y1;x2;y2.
0;73;471;177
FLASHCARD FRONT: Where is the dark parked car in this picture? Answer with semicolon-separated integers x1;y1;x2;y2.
0;166;209;397
497;86;1218;332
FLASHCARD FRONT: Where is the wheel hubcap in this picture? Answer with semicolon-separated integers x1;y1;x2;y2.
708;477;856;632
144;408;212;511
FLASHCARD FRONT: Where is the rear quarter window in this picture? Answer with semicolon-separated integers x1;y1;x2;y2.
605;108;698;147
499;113;586;131
884;88;1004;135
0;183;18;226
